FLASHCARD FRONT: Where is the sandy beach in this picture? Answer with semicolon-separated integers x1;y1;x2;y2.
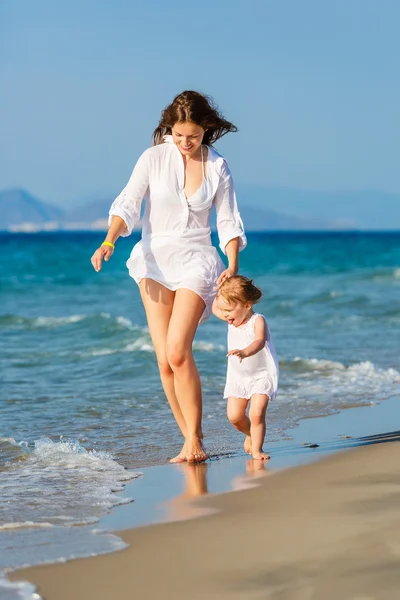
11;420;400;599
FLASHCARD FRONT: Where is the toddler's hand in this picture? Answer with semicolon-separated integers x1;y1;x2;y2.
227;349;246;363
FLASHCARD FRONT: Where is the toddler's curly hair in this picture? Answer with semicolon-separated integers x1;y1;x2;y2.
218;275;262;305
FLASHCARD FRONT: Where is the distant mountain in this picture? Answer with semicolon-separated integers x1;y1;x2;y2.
2;188;332;232
65;198;334;231
65;199;112;224
65;197;340;231
1;186;398;232
236;185;400;230
61;198;112;230
0;189;65;230
0;189;110;232
233;206;338;231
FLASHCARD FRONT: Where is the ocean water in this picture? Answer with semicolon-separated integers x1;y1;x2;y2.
1;231;400;596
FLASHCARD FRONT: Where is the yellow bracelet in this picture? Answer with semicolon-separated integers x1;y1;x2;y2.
101;241;115;249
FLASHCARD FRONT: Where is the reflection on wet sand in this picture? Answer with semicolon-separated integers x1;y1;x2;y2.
164;458;271;521
163;462;212;521
232;459;270;491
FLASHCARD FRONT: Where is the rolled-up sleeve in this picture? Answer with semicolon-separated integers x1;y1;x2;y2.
214;162;247;254
108;150;150;236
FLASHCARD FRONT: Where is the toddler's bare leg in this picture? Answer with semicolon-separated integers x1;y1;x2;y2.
227;397;252;454
249;394;270;460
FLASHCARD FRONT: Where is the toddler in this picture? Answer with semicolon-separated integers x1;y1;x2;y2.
213;276;279;460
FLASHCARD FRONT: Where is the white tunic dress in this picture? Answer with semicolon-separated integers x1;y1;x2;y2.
224;313;279;400
108;136;247;323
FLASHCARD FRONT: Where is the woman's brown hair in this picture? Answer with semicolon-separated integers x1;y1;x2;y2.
218;276;262;305
152;90;237;146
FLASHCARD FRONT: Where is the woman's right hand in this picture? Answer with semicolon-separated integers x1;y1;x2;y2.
91;245;114;272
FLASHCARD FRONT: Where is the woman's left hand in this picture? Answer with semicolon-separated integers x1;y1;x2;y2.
217;267;237;287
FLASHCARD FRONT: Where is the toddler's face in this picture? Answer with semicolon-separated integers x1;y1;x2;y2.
216;295;251;327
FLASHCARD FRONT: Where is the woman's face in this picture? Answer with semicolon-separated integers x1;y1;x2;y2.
171;121;206;157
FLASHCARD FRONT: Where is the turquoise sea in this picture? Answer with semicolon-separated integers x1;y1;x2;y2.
1;231;400;598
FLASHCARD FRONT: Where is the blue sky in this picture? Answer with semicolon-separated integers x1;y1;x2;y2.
2;0;400;208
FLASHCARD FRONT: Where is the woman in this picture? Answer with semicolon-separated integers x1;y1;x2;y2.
91;91;246;463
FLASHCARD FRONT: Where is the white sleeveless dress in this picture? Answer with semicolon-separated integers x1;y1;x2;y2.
224;313;279;401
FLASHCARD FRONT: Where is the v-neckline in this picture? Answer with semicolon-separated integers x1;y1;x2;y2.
184;179;205;203
180;145;207;202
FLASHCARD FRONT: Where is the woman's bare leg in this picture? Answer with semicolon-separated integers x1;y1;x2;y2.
139;279;188;462
166;288;207;462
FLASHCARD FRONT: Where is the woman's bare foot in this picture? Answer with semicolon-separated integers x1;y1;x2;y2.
243;436;252;454
252;451;270;461
186;436;208;463
170;441;187;464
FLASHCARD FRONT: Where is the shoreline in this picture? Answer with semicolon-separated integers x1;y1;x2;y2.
8;395;400;599
98;394;400;532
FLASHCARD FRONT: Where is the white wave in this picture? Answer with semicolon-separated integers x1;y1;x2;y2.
0;526;128;579
293;357;346;372
86;348;116;356
0;522;53;531
79;342;152;357
116;316;132;327
285;358;400;405
124;338;154;352
35;313;139;329
0;439;141;536
0;437;19;446
124;339;225;353
293;357;400;380
5;312;145;333
370;267;400;282
343;362;400;388
193;341;225;352
30;438;132;474
115;316;134;328
0;576;41;600
82;337;229;356
329;290;343;298
103;314;143;331
34;315;86;326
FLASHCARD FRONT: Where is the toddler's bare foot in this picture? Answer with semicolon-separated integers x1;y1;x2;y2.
170;441;187;464
186;436;208;463
243;436;252;454
252;451;270;461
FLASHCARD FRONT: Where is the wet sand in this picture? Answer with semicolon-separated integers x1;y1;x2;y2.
11;426;400;599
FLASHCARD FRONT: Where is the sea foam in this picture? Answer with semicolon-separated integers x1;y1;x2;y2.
0;575;42;600
0;438;140;532
282;358;400;405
